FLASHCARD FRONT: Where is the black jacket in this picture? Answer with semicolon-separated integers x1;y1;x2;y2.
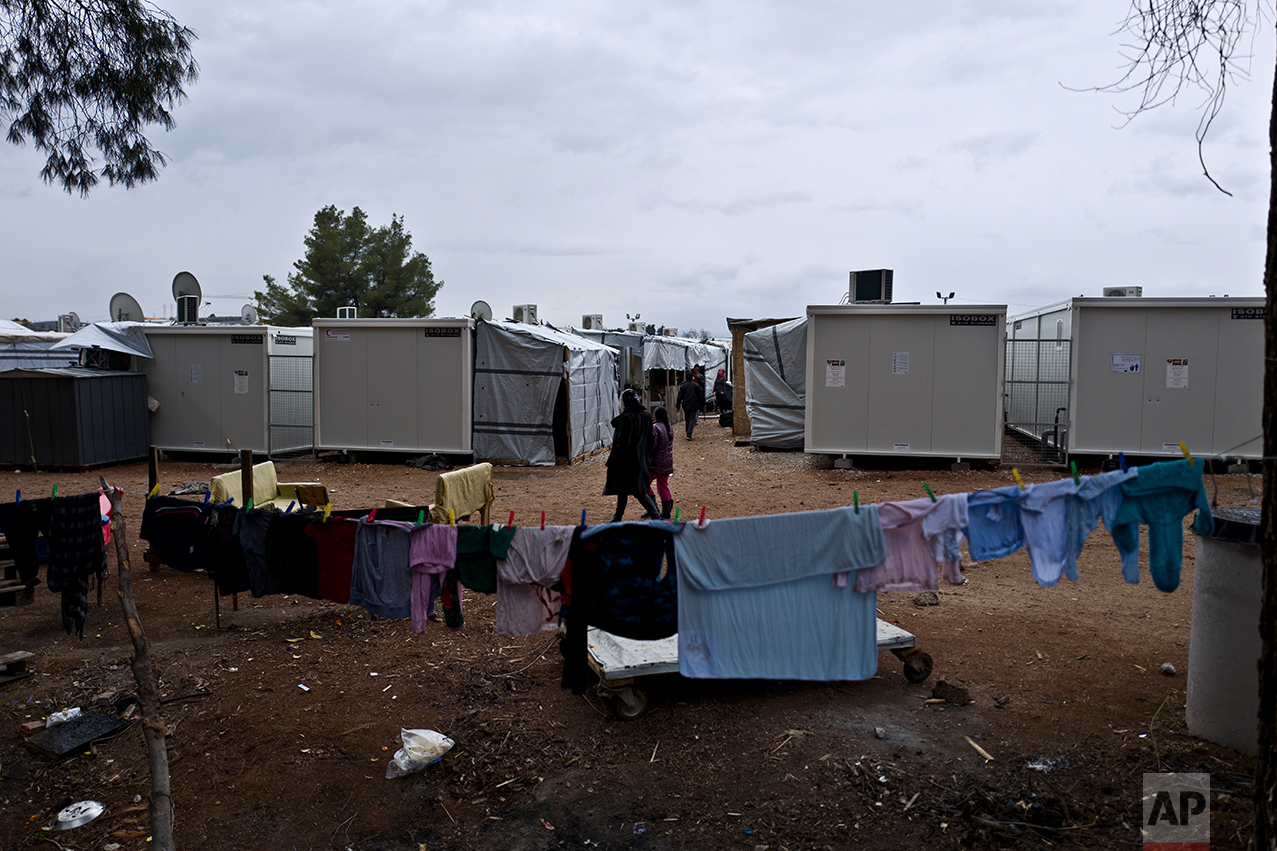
676;379;704;413
603;405;654;496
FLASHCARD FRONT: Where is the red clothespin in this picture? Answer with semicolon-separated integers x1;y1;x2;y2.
698;505;707;527
541;510;546;530
508;510;515;527
368;508;377;522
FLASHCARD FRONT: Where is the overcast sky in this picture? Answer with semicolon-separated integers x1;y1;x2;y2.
3;1;1272;336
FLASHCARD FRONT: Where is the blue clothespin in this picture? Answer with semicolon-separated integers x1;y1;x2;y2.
219;497;235;508
1118;452;1127;473
15;489;20;504
285;501;295;514
580;509;587;527
203;490;211;506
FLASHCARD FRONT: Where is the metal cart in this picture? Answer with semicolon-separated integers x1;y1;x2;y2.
586;619;933;720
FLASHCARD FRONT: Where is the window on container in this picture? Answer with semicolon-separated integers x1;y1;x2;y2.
1055;319;1063;349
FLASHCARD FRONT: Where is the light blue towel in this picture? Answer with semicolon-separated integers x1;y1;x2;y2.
673;505;885;681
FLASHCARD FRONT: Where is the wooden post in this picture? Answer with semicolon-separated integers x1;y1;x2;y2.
147;445;159;494
236;448;252;614
101;480;175;851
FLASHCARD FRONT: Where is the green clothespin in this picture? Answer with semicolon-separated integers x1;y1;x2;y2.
1070;461;1080;485
246;497;254;511
923;482;936;503
673;507;681;523
417;509;425;525
853;491;859;514
51;484;58;499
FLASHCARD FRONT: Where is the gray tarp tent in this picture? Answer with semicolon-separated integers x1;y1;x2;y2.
474;320;620;465
743;317;807;449
48;321;156;359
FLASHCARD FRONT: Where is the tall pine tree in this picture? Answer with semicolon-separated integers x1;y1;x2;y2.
257;205;443;324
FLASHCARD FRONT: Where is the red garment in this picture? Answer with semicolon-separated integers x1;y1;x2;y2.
303;518;359;604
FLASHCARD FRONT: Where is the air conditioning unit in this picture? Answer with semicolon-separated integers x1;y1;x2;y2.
850;269;894;303
628;322;646;333
176;295;200;324
57;313;81;333
660;327;678;337
513;304;538;324
337;305;357;319
1102;287;1143;298
581;314;604;330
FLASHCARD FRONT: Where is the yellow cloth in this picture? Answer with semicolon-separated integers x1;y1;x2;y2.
429;462;494;524
208;462;320;510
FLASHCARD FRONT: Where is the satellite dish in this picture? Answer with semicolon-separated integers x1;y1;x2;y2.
108;292;146;322
470;300;493;321
171;271;202;302
241;304;260;325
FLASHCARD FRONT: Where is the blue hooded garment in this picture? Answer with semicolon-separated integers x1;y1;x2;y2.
1109;460;1213;592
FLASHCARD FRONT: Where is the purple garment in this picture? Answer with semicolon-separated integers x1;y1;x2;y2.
410;524;457;632
650;421;674;476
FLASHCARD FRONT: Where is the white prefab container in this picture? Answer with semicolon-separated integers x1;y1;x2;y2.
1007;298;1263;459
140;325;315;455
805;304;1007;459
312;318;474;455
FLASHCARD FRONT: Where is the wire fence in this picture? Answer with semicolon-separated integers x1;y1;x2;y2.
1004;339;1071;466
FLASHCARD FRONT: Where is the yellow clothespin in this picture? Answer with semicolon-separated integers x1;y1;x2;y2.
449;508;455;527
147;483;160;500
322;503;332;522
1179;442;1194;466
1012;468;1026;492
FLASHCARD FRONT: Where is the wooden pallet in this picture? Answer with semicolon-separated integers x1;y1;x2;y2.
0;650;34;685
0;578;34;609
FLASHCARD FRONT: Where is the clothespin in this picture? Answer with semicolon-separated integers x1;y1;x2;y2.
673;507;681;523
51;484;58;499
698;505;707;527
1070;461;1080;486
15;489;20;503
146;483;160;500
417;509;425;525
1118;452;1128;473
322;503;332;522
246;497;254;511
540;510;546;530
580;509;587;528
923;482;936;503
508;510;515;527
203;490;211;506
448;508;455;527
1180;442;1194;466
285;501;295;514
368;508;377;522
220;497;235;507
1012;469;1026;492
853;491;859;514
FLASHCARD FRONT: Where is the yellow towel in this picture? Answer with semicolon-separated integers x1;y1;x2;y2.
429;463;493;523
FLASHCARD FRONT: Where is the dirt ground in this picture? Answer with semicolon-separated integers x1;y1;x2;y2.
0;425;1261;850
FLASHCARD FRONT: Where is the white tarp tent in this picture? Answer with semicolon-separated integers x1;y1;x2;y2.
743;317;807;449
642;335;728;374
474;320;621;465
49;322;156;359
0;324;73;372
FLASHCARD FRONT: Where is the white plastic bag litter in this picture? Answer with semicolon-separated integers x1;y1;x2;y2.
384;728;454;779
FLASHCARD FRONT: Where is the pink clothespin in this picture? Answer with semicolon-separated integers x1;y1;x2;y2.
698;505;707;527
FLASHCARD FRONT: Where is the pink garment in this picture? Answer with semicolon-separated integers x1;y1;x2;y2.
495;525;574;636
854;495;968;593
410;524;458;633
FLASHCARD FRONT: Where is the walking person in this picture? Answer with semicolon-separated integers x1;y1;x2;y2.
648;406;675;519
604;388;662;522
675;369;705;440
